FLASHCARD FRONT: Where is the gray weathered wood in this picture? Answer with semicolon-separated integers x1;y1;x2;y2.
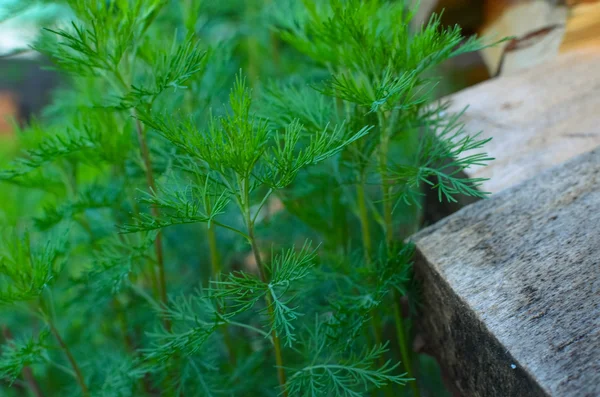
444;48;600;195
422;48;600;225
411;148;600;396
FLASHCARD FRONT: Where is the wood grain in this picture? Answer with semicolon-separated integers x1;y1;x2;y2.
560;1;600;52
441;48;600;195
478;0;600;76
411;148;600;396
480;0;568;76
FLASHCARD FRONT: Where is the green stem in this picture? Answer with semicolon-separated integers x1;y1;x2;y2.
221;317;238;368
241;178;288;396
43;357;76;378
378;111;420;397
248;225;288;397
134;116;170;331
112;298;133;350
226;320;272;341
207;223;221;278
112;69;170;330
116;66;175;395
248;222;288;395
207;221;238;366
357;175;392;397
356;177;372;265
378;144;394;245
393;290;419;397
113;299;153;396
47;322;89;397
252;188;273;225
212;220;250;241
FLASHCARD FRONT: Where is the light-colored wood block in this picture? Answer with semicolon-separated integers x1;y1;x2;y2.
560;1;600;52
411;148;600;396
480;0;568;76
443;48;600;195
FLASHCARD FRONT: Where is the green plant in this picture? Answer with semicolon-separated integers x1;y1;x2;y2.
0;1;496;396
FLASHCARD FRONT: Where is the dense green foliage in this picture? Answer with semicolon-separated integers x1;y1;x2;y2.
0;1;496;396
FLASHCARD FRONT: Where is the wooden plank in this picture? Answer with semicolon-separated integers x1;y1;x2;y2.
478;0;600;76
411;148;600;397
412;0;600;77
560;1;600;52
480;0;568;76
442;48;600;195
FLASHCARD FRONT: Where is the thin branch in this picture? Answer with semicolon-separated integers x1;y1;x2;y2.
252;188;274;225
211;221;250;241
134;115;170;331
242;177;288;397
47;322;89;397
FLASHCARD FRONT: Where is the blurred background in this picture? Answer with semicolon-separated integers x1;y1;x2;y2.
0;0;598;131
1;0;599;138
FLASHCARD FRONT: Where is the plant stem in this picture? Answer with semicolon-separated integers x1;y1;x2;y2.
393;290;419;397
113;298;135;352
207;223;221;278
133;116;170;331
47;322;89;397
241;178;288;396
378;144;394;246
357;175;393;397
356;177;372;265
247;222;288;396
226;320;272;340
112;299;155;396
378;111;420;397
207;221;238;366
118;64;173;386
113;69;170;330
2;326;45;397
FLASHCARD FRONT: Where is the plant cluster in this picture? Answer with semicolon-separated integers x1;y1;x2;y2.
0;1;495;396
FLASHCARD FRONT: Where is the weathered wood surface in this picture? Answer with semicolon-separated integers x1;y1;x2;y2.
411;148;600;396
444;48;600;195
423;48;600;225
560;1;600;53
417;0;600;76
480;0;568;76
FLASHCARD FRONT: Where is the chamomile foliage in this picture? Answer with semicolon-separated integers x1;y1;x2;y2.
0;1;494;396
